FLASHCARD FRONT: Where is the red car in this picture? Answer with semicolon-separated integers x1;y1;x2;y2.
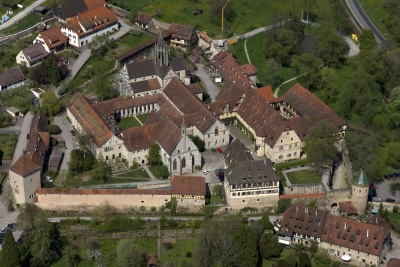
216;147;223;153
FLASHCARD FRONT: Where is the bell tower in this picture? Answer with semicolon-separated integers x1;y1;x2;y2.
154;31;169;66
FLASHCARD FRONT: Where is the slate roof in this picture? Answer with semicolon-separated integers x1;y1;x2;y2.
224;139;253;169
67;92;113;147
170;56;185;71
170;23;195;41
21;43;48;64
92;94;159;116
338;201;358;215
39;27;68;50
83;0;105;10
135;12;153;25
53;0;88;20
9;155;41;177
322;213;390;256
170;176;206;196
227;160;280;185
0;66;25;87
130;79;161;94
65;6;118;37
278;205;328;238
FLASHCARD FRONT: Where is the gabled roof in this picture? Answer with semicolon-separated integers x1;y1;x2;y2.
338;201;358;215
126;59;158;79
240;64;257;76
0;66;25;87
21;43;48;63
367;215;390;231
170;23;195;41
186;83;202;95
199;32;212;43
135;12;153;25
67;92;113;147
123;123;159;152
53;0;88;20
130;79;161;94
170;56;185;71
255;86;274;102
39;27;68;50
65;6;118;37
83;0;105;10
9;154;41;177
223;139;253;169
170;176;206;196
322;213;389;256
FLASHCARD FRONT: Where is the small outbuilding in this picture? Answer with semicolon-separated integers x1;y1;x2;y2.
6;107;21;118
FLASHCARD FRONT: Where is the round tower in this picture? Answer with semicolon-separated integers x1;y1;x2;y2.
351;169;369;215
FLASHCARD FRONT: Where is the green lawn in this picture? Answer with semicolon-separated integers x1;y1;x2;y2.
137;114;150;124
110;0;299;38
388;212;400;234
0;133;18;160
114;168;150;179
0;12;42;35
118;116;142;130
210;195;223;205
148;165;168;179
286;169;322;185
0;86;36;114
159;237;198;266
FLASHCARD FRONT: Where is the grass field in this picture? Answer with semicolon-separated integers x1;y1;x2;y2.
0;12;42;35
388;212;400;234
118;116;142;130
0;86;36;114
110;0;299;38
286;169;322;184
0;133;18;160
114;168;150;179
148;165;168;179
159;237;198;266
137;114;150;124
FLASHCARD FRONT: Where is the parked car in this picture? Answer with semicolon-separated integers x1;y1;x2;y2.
394;190;400;196
203;169;211;175
386;198;396;202
71;130;76;136
216;147;223;153
215;169;223;173
369;188;377;197
46;176;53;183
211;148;217;155
372;197;382;202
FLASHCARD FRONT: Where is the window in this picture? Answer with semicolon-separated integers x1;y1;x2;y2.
294;152;297;156
291;138;293;141
173;160;177;170
215;128;219;135
105;147;112;152
279;155;283;159
287;153;291;158
279;146;283;151
287;132;289;135
182;158;186;168
289;144;292;149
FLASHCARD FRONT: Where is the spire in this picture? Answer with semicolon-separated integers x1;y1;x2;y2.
353;169;369;187
154;30;169;66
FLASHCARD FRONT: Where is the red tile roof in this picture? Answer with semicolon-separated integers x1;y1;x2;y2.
65;6;118;37
339;201;358;215
367;215;390;231
9;154;41;177
322;213;389;256
123;123;159;151
39;27;68;50
170;176;206;196
255;86;274;102
240;64;257;76
83;0;105;10
67;92;112;147
387;258;400;267
199;32;212;43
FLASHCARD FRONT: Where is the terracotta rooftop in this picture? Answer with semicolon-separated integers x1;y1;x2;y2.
170;176;206;196
322;213;390;256
170;23;195;41
367;215;390;231
36;188;171;195
240;63;257;76
255;86;274;102
9;154;41;177
0;66;25;87
65;6;118;37
135;12;153;25
39;27;68;50
123;123;159;152
170;56;186;71
186;83;202;95
338;201;358;215
199;32;212;43
67;92;113;147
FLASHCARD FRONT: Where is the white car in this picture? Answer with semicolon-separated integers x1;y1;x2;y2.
203;169;211;175
46;176;53;183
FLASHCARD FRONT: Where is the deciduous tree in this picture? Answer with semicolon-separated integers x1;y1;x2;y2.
116;239;146;267
41;90;62;117
359;29;377;51
17;203;41;231
304;119;338;171
291;53;323;89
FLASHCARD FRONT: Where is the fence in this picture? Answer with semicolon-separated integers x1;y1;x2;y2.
0;17;57;45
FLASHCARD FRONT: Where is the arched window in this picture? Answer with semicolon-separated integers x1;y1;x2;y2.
173;159;177;170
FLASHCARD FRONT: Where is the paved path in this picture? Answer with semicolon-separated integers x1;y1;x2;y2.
345;0;386;43
53;111;75;172
194;63;220;102
244;38;251;64
12;112;33;164
143;165;156;180
0;0;46;31
282;166;312;186
0;117;23;134
343;36;360;57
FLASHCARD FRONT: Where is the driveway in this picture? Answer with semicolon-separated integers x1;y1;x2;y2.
194;63;220;102
0;116;24;134
375;178;400;202
53;111;74;172
0;0;46;31
12;112;33;164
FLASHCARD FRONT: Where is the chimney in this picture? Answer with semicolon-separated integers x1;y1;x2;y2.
367;229;369;237
315;209;317;216
344;222;347;230
296;206;298;211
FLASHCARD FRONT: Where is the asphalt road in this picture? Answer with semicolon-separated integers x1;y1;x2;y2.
345;0;386;43
53;111;75;172
0;0;46;31
194;63;220;102
375;178;400;203
0;117;23;134
12;112;33;164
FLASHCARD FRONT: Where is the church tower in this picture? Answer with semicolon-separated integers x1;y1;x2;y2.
351;169;369;215
154;31;169;66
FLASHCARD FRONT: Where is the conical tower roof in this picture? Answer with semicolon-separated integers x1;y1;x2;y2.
353;169;369;187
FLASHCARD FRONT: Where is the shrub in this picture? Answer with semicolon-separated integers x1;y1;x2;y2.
47;124;61;134
276;199;291;213
194;165;202;171
163;242;173;250
186;252;192;258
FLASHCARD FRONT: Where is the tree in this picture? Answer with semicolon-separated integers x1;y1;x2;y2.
17;203;41;231
46;124;61;134
266;28;298;66
386;143;400;169
259;234;281;259
258;212;274;231
68;149;96;176
233;224;259;267
0;230;21;267
290;53;323;89
298;252;311;267
94;201;117;226
388;86;400;128
212;184;223;197
304;119;338;171
311;250;332;267
147;143;162;166
30;215;62;266
30;54;67;86
41;90;62;117
116;239;146;267
92;158;111;182
86;239;102;260
276;198;291;213
316;67;337;102
188;135;205;152
359;29;377;51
